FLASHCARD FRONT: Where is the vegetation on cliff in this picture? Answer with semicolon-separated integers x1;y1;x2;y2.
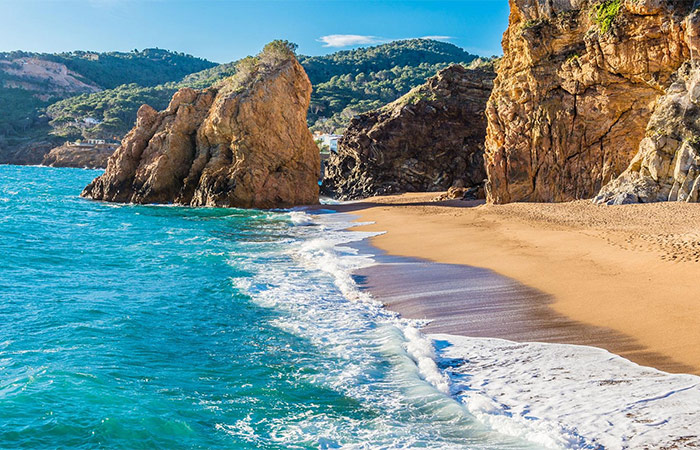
591;0;622;34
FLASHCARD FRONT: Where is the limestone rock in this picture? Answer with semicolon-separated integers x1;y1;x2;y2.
595;62;700;204
82;45;319;208
484;0;694;203
322;64;495;200
42;144;113;169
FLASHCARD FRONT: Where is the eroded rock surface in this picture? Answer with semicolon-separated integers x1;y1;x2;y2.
83;47;319;208
323;64;495;200
485;0;694;203
595;62;700;204
42;144;113;169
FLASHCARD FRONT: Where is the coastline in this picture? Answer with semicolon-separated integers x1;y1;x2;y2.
319;193;700;375
308;204;700;448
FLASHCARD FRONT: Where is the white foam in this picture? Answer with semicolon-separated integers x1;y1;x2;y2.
433;334;700;449
287;211;316;226
225;209;534;448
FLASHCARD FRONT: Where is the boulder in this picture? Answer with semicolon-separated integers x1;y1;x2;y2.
82;43;320;209
322;64;495;200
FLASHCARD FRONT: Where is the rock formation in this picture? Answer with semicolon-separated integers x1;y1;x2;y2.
485;0;695;203
322;64;495;200
0;140;60;166
595;62;700;204
82;42;320;208
42;144;113;169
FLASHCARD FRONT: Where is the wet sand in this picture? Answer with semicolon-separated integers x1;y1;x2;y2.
321;193;700;374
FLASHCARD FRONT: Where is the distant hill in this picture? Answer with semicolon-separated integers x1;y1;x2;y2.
300;39;479;133
300;38;476;85
43;40;482;143
0;49;216;148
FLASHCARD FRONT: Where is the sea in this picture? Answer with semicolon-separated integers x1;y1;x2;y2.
1;164;699;450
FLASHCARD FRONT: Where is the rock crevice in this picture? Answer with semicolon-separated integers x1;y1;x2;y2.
595;61;700;204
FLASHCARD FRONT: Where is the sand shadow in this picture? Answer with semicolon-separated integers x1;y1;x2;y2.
349;238;696;375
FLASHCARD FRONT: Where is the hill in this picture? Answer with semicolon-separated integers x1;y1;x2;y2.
0;49;216;149
45;39;482;142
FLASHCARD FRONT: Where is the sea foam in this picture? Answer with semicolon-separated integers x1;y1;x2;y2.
227;209;533;449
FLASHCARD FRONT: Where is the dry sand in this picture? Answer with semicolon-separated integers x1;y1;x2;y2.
327;193;700;374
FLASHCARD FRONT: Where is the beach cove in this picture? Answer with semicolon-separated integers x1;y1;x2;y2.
329;193;700;374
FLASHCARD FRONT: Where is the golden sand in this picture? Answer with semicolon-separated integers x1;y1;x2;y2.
328;193;700;374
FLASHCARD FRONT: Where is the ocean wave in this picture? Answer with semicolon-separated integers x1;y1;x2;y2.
229;209;532;449
436;334;700;449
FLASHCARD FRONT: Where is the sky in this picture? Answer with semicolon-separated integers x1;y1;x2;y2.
0;0;510;63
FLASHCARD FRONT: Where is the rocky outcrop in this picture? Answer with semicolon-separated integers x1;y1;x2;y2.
82;44;319;208
0;140;60;166
322;64;495;200
485;0;695;203
42;144;113;169
595;62;700;204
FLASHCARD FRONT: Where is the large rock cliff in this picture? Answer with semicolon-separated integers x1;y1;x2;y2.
595;62;700;204
322;64;495;200
82;43;319;208
485;0;695;203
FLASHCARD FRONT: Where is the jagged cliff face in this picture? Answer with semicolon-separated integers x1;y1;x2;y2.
82;54;320;209
485;0;694;203
595;61;700;204
323;65;495;200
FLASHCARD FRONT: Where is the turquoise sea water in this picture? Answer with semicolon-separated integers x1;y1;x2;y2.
0;165;539;449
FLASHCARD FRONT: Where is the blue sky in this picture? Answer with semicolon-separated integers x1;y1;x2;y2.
0;0;509;63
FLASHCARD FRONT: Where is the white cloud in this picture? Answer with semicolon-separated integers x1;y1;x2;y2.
317;35;385;48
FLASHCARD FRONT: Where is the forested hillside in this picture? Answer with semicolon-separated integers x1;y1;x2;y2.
301;39;479;132
0;49;215;147
45;39;483;142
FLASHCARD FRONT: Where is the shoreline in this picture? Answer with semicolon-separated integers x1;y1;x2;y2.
318;205;700;448
317;193;700;375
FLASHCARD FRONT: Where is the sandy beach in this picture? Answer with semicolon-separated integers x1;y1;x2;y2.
327;193;700;375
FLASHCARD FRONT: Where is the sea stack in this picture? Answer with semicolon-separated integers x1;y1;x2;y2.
82;41;320;208
484;0;694;203
322;64;495;200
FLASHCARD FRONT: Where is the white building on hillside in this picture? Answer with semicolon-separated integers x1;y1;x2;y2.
315;133;342;153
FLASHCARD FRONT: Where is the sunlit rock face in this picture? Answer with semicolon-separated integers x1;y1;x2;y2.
484;0;694;203
83;51;319;209
595;61;700;204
